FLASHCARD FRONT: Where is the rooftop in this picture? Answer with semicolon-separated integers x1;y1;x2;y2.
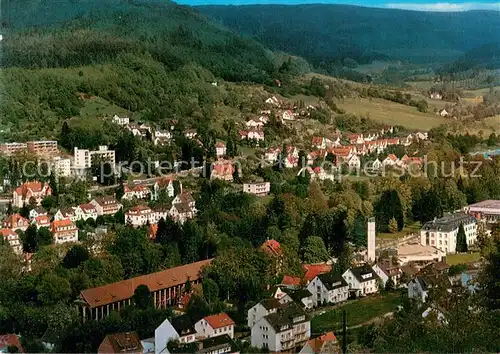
100;332;142;353
317;272;349;290
466;200;500;214
203;313;235;329
303;263;332;282
421;212;476;232
80;258;213;308
264;302;308;332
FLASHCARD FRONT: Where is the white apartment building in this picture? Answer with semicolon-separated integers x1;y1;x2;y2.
307;272;349;307
420;212;477;254
52;156;71;177
251;303;310;352
342;265;379;297
247;298;286;328
112;114;130;126
0;228;23;254
125;205;155;227
74;146;115;169
243;182;270;196
51;219;79;244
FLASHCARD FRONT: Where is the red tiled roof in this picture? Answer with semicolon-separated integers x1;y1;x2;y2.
79;203;97;212
156;176;174;187
303;263;332;282
203;313;235;329
307;331;337;353
51;219;76;231
386;154;398;161
14;181;46;196
127;205;152;214
282;275;302;286
261;239;282;257
2;214;28;228
80;259;213;308
0;334;24;353
213;161;234;176
0;228;16;237
215;141;226;148
311;137;324;145
34;215;50;225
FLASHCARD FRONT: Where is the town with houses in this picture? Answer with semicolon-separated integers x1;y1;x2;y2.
0;90;498;354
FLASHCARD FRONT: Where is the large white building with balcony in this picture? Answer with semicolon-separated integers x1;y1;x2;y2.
73;146;115;169
251;302;310;352
420;212;477;254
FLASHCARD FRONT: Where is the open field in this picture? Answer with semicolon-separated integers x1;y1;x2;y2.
311;292;401;335
336;97;449;130
377;222;421;240
79;96;131;120
446;252;481;265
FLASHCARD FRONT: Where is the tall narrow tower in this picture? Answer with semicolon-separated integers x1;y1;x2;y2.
367;217;376;262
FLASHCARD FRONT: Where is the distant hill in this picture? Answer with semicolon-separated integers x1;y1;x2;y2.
441;42;500;74
2;0;278;83
197;4;500;67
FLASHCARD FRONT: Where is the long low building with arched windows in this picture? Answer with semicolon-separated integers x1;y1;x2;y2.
76;258;213;321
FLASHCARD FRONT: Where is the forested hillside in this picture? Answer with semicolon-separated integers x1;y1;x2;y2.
1;0;300;137
197;5;500;67
441;42;500;74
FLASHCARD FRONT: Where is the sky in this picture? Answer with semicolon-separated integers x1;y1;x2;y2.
178;0;500;11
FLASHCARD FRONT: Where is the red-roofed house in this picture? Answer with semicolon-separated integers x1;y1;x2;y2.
51;219;78;244
265;147;281;163
2;213;30;231
210;160;234;182
299;331;338;354
0;334;24;353
195;313;235;339
125;205;154;227
239;129;265;141
12;181;52;208
348;134;364;145
281;275;303;288
0;228;22;254
122;184;150;201
91;196;123;216
282;110;295;121
32;215;51;229
382;154;399;167
303;263;332;282
75;203;98;221
153;176;179;200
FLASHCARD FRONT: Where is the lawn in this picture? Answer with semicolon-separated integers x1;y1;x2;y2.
446;252;481;265
310;292;402;335
337;97;449;130
377;222;421;240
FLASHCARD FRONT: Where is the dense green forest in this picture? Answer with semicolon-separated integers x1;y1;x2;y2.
197;5;500;68
441;42;500;74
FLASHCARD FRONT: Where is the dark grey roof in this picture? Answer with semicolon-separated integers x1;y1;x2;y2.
317;272;349;291
171;315;196;337
260;297;283;311
198;334;239;354
349;265;379;283
264;303;308;332
287;289;313;304
173;202;191;214
421;212;476;233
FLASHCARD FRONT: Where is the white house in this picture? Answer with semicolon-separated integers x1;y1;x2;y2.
246;118;265;128
382;154;399;167
91;196;122;216
54;208;78;222
342;265;379;297
29;207;47;220
51;219;79;244
155;315;196;354
251;302;310;352
420;212;478;254
215;142;227;157
407;275;448;303
153;130;172;146
265;96;281;107
122;184;151;200
265;147;281;163
75;203;98;221
152;176;179;200
125;205;154;227
32;215;50;229
243;182;270;196
439;109;449;117
307;272;349;307
112;114;130;126
195;313;235;340
430;92;443;100
347;155;361;170
247;297;287;328
0;228;23;254
282;110;295;121
373;261;402;288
